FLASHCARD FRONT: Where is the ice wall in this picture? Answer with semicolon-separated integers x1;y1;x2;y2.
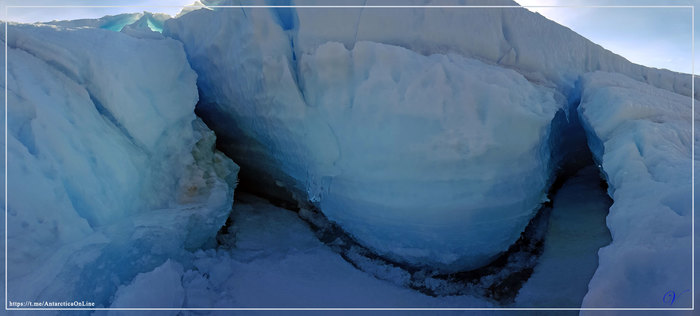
165;0;695;295
165;5;563;271
3;23;238;306
577;72;692;309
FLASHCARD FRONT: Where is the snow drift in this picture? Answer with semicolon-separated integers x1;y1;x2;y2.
3;23;238;306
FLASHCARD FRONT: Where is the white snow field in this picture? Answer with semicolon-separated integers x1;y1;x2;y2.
2;23;239;307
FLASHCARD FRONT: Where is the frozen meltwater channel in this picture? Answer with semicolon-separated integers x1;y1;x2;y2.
516;165;612;307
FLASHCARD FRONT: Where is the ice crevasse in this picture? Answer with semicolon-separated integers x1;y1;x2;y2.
577;72;692;309
1;0;695;309
2;23;239;305
164;3;564;272
163;0;696;277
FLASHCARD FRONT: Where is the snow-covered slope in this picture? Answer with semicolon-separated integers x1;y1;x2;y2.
3;23;238;306
577;72;692;309
291;0;695;100
107;194;492;309
165;6;563;271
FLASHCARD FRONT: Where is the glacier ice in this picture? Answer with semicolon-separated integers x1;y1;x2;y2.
120;12;169;39
3;23;238;306
162;1;695;304
576;72;692;309
3;0;696;309
165;6;563;271
44;11;170;39
291;0;697;100
46;11;170;32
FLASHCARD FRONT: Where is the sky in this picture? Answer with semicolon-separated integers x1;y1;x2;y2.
514;0;697;74
1;0;193;22
1;0;697;74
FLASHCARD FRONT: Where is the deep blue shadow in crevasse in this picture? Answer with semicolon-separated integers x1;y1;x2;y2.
267;0;298;30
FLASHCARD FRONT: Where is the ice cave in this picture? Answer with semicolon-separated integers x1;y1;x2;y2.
2;0;695;314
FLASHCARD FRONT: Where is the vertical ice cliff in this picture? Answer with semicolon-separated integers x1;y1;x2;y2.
162;0;695;305
577;72;692;309
3;23;238;306
164;4;563;271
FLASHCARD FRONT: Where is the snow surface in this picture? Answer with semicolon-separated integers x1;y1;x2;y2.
110;259;185;309
102;194;493;310
577;72;692;309
3;23;238;307
165;6;563;272
289;0;697;100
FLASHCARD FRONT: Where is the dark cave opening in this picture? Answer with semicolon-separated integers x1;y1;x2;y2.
546;94;600;197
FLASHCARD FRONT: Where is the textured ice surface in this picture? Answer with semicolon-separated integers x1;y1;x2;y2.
46;12;170;32
165;7;562;271
577;72;692;309
4;0;695;309
3;23;238;306
120;12;169;38
164;1;697;274
291;0;696;99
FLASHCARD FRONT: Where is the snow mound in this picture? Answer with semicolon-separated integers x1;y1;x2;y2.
577;71;692;309
181;194;493;308
3;23;238;306
110;260;185;309
165;7;562;271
